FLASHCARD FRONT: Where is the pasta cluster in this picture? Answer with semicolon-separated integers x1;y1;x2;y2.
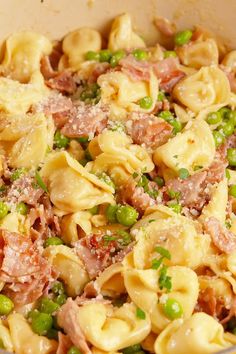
0;11;236;354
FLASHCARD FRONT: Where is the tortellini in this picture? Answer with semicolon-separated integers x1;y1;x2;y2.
154;312;232;354
222;50;236;70
153;120;215;174
61;27;102;70
98;71;158;119
91;130;154;185
176;38;219;69
0;212;29;235
0;319;14;353
8;313;57;354
43;245;89;297
61;211;92;244
0;31;52;83
40;151;114;213
108;13;145;51
173;66;230;112
96;263;126;297
0;112;54;168
75;302;151;351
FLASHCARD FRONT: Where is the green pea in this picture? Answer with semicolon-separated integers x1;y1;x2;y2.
0;294;14;315
116;205;138;227
0;202;8;219
51;281;65;295
219;107;231;120
154;176;165;187
213;131;225;148
228;110;236;126
10;167;26;182
221;120;235;137
55;293;67;306
47;328;58;340
229;185;236;198
175;30;193;46
99;49;112;62
158;110;174;122
168;202;182;214
67;346;82;354
138;96;153;109
206;111;222;125
85;51;100;61
170;119;182;135
38;297;60;314
105;204;118;223
163;298;183;320
122;344;142;354
117;230;132;246
132;49;148;61
110;50;126;67
44;237;63;247
77;136;89;143
163;50;177;58
31;312;53;336
227;148;236;167
54;130;70;149
16;202;29;215
178;168;189;180
89;206;99;215
157;91;166;102
28;309;40;320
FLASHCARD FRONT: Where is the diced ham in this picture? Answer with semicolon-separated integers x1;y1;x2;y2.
7;175;44;206
126;112;172;149
195;287;227;320
154;17;176;37
46;71;76;94
61;103;108;139
119;178;158;214
87;62;110;84
203;216;236;254
120;55;151;81
0;229;52;305
33;93;73;116
57;298;92;354
56;333;73;354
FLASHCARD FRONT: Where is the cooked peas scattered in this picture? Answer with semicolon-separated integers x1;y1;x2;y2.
67;347;82;354
158;110;174;122
221;120;235;137
0;202;8;219
164;50;177;58
31;312;53;336
51;281;65;295
10;168;26;182
116;205;138;227
55;293;67;306
206;111;222;125
110;50;126;67
99;49;112;62
227;148;236;167
44;237;63;247
85;51;100;61
175;30;193;46
122;344;142;354
16;202;29;215
168;202;182;214
105;204;118;223
154;176;164;187
138;96;153;109
163;298;183;320
89;205;99;215
77;136;89;143
54;130;70;149
227;110;236;125
170;119;182;134
213;130;225;148
229;185;236;198
0;294;14;315
178;168;190;180
219;107;231;120
157;91;166;102
38;297;60;314
132;49;148;61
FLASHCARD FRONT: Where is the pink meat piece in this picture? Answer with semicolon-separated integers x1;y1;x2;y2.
7;175;44;206
46;71;76;94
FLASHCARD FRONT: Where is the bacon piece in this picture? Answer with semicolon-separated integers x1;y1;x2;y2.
56;333;73;354
126;112;172;148
119;178;158;214
46;71;76;94
120;55;151;81
203;217;236;254
88;62;110;84
57;298;92;354
154;17;176;37
7;175;44;206
0;229;52;305
61;103;108;139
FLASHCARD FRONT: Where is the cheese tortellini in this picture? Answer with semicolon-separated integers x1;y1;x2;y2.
173;66;230;112
153;120;215;174
40;151;114;213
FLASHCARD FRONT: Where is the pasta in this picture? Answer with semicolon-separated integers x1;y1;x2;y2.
0;10;236;354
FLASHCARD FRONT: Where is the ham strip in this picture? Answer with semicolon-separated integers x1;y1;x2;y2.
0;229;52;305
46;71;76;94
203;217;236;254
7;175;44;206
126;112;172;149
56;333;73;354
57;298;92;354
